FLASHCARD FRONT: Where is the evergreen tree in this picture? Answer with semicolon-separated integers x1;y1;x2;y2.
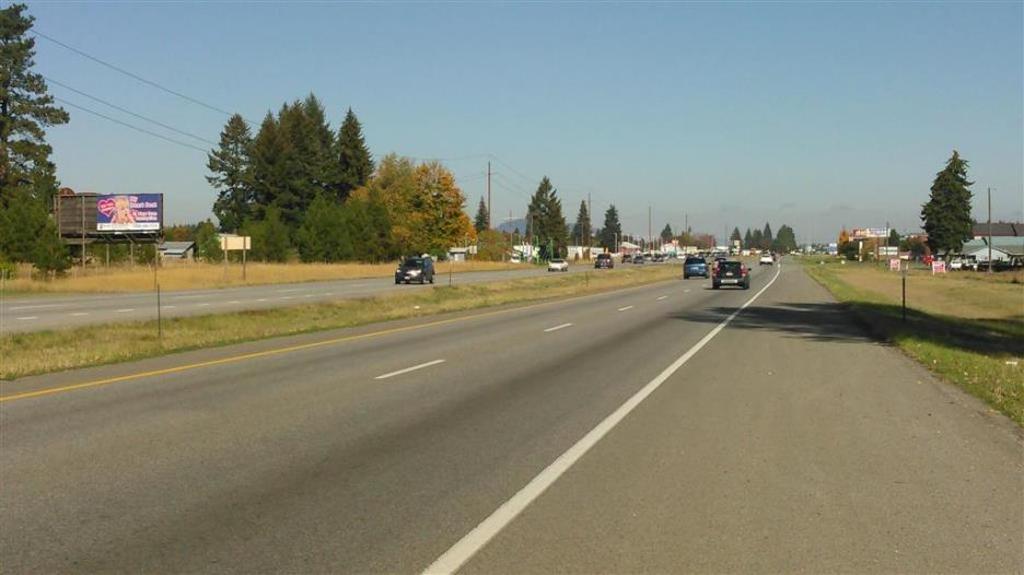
599;205;622;250
775;224;798;253
525;176;566;259
474;196;489;233
752;228;764;249
743;228;753;249
888;228;901;247
207;114;253;232
661;223;674;242
336;108;374;201
0;4;69;205
277;101;320;229
0;190;67;273
301;94;337;193
762;223;773;250
730;227;742;244
248;111;289;220
194;220;223;262
243;205;291;262
571;200;591;246
921;150;974;254
298;194;350;262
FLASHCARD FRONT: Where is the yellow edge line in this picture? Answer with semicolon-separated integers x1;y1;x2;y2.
0;274;675;403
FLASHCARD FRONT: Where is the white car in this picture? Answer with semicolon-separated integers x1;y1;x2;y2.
547;258;569;272
759;254;774;266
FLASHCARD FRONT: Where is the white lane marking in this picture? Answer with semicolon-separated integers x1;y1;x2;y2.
70;312;90;316
543;323;573;333
656;295;668;301
115;308;134;313
374;359;446;380
617;305;634;312
256;298;268;302
422;264;784;575
303;294;314;298
171;294;204;300
16;316;37;321
276;288;304;293
197;303;211;307
163;305;177;309
10;303;67;311
684;289;691;293
279;296;293;300
228;300;241;304
324;292;334;296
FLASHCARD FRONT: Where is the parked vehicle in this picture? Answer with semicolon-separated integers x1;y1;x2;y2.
395;257;435;284
632;254;645;264
595;253;614;269
683;256;709;279
548;258;569;272
712;260;750;290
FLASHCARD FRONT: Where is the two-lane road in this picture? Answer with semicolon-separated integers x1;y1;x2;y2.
1;262;1020;573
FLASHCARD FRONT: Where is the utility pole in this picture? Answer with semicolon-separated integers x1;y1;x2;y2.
648;205;652;251
587;192;592;247
487;161;492;229
988;187;993;274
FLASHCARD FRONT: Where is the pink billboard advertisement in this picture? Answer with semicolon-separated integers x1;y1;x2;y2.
96;194;162;231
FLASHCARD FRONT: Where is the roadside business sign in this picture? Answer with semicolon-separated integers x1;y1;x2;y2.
96;194;163;231
219;235;251;251
889;258;901;271
931;260;946;274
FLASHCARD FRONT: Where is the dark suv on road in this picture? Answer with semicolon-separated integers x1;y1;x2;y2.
712;260;750;290
395;257;435;284
594;253;614;269
683;256;709;279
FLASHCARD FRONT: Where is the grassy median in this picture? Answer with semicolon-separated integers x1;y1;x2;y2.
801;258;1023;426
3;260;531;295
0;265;679;380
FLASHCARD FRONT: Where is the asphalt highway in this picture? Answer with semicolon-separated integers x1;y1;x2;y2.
1;261;1021;573
0;263;609;333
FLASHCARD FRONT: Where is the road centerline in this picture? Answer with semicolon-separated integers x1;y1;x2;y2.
617;305;634;312
543;323;573;333
656;295;668;301
421;263;783;575
375;359;446;380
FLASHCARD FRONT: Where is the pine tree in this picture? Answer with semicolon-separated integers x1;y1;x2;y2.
743;228;753;249
248;111;288;220
336;108;374;201
207;114;253;232
525;176;567;259
298;194;350;262
301;94;337;193
599;205;622;250
888;228;901;247
762;223;773;250
921;150;974;254
661;223;674;242
474;196;489;233
775;225;797;252
571;200;591;247
0;4;69;205
752;228;764;249
730;227;742;244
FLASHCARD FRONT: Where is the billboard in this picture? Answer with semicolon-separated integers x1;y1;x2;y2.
851;227;889;239
96;194;162;231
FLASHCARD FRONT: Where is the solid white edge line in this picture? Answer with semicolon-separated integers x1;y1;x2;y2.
617;305;634;311
422;263;784;575
375;359;446;380
543;323;573;333
115;309;134;313
15;316;38;320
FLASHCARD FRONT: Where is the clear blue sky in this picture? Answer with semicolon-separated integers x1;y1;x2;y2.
31;1;1023;243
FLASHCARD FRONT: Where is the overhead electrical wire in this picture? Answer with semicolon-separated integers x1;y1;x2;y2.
55;97;208;154
46;75;217;146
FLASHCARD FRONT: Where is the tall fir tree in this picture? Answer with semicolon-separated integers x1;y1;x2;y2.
248;111;289;220
301;94;337;193
599;205;622;250
474;196;489;233
661;223;674;242
762;223;773;250
775;225;797;252
752;228;764;249
207;114;253;232
0;3;69;205
730;227;742;244
921;150;974;254
336;108;374;201
571;200;591;246
525;176;567;259
743;228;753;249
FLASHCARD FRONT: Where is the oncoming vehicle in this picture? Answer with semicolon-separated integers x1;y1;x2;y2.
595;253;614;269
713;260;750;290
548;258;569;272
683;256;709;279
395;256;435;284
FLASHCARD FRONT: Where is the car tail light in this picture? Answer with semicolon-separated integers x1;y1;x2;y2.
741;265;748;276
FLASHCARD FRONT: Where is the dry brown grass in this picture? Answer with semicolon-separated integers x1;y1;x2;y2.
5;260;531;294
0;265;679;381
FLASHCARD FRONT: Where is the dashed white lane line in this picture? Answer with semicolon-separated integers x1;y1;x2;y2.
656;295;668;301
374;359;445;380
543;323;573;333
163;305;177;309
276;288;304;293
684;289;691;293
70;312;90;316
421;263;785;575
303;294;315;298
617;305;634;312
197;303;211;307
11;304;66;311
256;298;268;302
228;300;241;304
16;316;37;321
323;292;334;296
115;308;134;313
279;296;294;300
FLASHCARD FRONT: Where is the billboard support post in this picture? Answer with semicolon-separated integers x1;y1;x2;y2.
80;195;86;268
242;245;246;281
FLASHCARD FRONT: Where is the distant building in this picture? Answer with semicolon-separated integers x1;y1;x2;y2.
159;241;196;261
961;237;1024;266
972;222;1022;238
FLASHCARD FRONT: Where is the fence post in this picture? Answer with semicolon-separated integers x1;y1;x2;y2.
157;282;163;344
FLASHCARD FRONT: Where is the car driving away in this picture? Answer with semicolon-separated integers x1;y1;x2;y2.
394;256;435;284
548;258;569;272
594;253;614;269
759;253;775;266
683;256;708;279
712;260;750;290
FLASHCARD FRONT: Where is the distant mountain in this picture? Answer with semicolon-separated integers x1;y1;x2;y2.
497;218;527;234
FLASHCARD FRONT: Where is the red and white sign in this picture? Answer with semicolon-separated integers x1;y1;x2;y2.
889;258;901;271
931;261;946;274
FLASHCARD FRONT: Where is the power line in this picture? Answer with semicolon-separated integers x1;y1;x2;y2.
46;76;217;146
31;29;237;119
55;97;208;154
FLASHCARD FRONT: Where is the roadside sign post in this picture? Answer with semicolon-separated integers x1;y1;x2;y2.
901;262;907;322
157;283;163;344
